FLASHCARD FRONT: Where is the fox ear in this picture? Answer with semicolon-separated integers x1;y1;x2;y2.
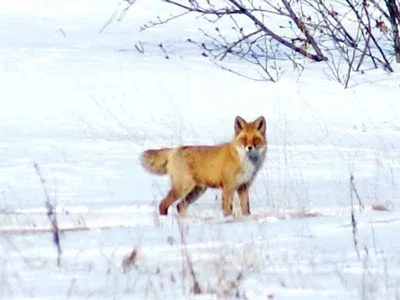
234;116;247;135
254;116;266;135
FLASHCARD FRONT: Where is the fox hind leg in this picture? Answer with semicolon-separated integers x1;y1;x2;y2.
159;189;180;215
159;175;196;215
177;186;206;215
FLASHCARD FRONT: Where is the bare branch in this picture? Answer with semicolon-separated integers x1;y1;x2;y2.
346;0;393;71
219;29;263;60
226;0;328;61
281;0;326;60
385;0;400;63
140;11;190;31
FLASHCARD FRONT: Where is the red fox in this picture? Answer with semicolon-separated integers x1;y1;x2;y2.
141;116;267;216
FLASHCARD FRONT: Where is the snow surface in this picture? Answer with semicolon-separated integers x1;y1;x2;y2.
1;0;400;299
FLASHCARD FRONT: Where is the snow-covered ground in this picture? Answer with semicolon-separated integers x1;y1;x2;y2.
1;0;400;299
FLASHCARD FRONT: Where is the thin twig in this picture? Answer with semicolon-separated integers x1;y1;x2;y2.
177;218;202;294
350;174;364;211
100;0;137;33
350;174;360;260
33;162;62;266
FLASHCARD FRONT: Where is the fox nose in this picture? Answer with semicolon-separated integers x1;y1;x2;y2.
246;145;253;151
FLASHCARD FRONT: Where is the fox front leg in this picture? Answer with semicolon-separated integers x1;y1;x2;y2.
237;184;250;215
221;186;235;217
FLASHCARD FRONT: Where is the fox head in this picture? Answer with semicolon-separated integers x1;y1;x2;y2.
233;116;267;162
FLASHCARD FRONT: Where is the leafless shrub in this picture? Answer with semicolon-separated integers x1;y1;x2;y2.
113;0;400;86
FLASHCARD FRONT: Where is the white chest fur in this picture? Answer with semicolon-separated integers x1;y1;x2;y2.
235;146;265;186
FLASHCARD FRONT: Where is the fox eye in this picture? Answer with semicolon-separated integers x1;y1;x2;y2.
253;137;261;147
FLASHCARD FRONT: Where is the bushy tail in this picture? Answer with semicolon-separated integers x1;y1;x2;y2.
141;148;171;175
